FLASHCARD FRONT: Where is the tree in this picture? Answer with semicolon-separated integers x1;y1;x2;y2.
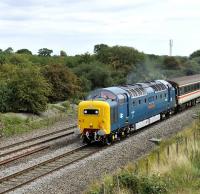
38;48;53;56
0;82;12;112
94;44;109;54
0;64;51;114
94;45;144;73
74;61;113;90
0;53;7;65
60;50;67;57
16;49;32;55
163;56;180;69
189;50;200;59
43;64;80;102
4;47;13;54
75;52;94;64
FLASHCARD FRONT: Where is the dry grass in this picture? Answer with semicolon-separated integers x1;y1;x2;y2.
86;116;200;194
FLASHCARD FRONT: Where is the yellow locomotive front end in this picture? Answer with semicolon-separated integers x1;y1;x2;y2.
78;100;110;143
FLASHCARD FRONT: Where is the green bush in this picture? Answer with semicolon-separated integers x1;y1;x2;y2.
0;64;51;114
61;101;70;109
139;175;168;194
43;64;81;102
117;171;139;192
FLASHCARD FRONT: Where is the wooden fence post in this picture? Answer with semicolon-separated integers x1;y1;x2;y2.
194;132;196;150
117;175;120;193
167;145;170;157
103;182;106;194
157;151;160;167
185;136;188;157
146;159;149;175
176;141;179;156
134;163;139;175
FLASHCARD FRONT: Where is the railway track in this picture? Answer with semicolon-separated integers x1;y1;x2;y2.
0;125;77;166
0;121;161;194
0;145;99;194
0;107;198;193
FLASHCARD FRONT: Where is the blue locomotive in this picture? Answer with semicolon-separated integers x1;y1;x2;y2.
78;75;200;144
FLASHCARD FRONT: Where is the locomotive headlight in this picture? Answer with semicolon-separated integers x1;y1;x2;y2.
95;110;99;114
84;110;87;114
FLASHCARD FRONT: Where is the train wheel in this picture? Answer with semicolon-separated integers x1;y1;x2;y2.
83;135;92;145
101;136;111;146
125;128;130;137
105;137;111;146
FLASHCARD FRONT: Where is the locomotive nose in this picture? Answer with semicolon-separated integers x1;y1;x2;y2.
78;100;111;136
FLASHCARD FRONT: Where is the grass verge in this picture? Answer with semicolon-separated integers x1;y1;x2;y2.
0;101;77;137
86;113;200;194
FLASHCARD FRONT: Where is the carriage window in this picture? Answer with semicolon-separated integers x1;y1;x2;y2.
184;86;187;93
155;95;157;100
195;83;198;90
160;94;162;99
139;100;141;104
164;93;167;98
144;98;147;103
179;87;184;95
84;109;99;115
133;101;136;106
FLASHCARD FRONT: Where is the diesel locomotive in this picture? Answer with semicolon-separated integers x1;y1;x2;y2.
78;74;200;144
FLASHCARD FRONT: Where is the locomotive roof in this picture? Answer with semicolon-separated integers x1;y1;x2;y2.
168;74;200;86
118;80;169;97
87;80;171;100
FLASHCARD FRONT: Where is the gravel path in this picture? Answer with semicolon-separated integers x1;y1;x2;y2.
8;105;200;194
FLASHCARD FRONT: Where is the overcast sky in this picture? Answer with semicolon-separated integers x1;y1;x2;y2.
0;0;199;56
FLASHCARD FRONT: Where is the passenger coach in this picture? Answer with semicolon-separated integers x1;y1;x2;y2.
168;74;200;109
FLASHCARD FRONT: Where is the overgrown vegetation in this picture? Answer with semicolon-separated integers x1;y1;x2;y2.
0;45;200;114
86;113;200;194
0;101;76;137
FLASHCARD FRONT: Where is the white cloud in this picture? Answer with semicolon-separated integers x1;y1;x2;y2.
0;0;199;55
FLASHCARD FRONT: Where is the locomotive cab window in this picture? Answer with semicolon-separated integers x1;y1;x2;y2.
117;94;125;104
83;109;99;115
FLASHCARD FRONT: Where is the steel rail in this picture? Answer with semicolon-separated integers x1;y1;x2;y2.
0;131;75;159
0;146;50;166
0;124;77;152
0;145;98;194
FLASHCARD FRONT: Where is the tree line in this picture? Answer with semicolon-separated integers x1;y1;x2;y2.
0;45;200;114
